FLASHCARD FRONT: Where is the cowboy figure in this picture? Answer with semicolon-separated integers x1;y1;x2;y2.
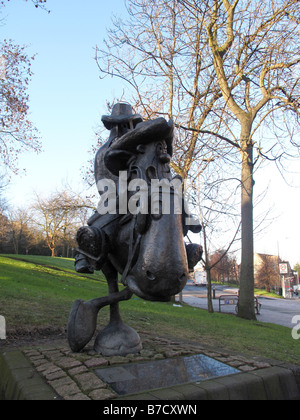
75;103;143;273
75;102;202;274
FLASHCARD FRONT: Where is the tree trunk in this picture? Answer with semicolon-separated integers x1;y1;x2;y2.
238;123;256;320
206;267;214;313
202;223;214;313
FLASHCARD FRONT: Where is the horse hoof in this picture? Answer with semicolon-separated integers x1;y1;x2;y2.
67;299;98;352
94;321;142;356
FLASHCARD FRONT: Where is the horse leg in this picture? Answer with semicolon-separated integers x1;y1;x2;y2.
67;286;133;352
93;261;143;356
104;260;123;325
67;258;132;353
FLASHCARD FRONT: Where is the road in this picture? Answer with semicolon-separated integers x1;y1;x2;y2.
178;281;300;329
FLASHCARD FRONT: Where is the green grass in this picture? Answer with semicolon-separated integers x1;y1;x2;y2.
254;288;282;299
213;280;282;299
0;254;299;365
0;254;109;328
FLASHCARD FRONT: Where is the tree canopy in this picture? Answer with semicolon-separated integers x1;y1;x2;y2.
0;0;50;174
0;41;42;174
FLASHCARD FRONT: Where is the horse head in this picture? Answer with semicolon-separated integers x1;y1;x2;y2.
104;118;189;301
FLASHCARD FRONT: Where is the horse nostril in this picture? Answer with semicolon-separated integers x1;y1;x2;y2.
146;271;156;281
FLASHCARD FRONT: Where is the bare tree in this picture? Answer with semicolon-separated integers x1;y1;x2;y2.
0;173;8;213
7;207;33;254
31;189;94;257
94;1;241;315
200;222;241;312
0;40;42;174
29;0;49;10
211;250;239;284
0;173;9;249
95;0;230;179
178;0;300;319
0;0;51;174
1;0;49;11
255;253;281;291
97;0;300;320
187;163;241;312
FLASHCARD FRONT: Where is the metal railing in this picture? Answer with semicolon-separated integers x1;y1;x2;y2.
219;294;261;315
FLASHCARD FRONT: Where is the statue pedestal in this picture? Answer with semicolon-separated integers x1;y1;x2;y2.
94;320;142;356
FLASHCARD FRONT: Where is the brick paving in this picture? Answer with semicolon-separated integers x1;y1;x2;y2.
20;333;273;400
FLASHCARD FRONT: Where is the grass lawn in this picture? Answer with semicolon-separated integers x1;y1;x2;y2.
0;254;299;365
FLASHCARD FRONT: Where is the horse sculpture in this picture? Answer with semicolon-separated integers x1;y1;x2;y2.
67;103;203;356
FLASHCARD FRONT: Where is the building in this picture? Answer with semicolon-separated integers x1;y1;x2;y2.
254;253;281;291
254;253;298;297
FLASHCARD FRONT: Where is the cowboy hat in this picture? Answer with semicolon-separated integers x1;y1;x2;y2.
108;117;173;155
101;103;143;130
104;117;174;175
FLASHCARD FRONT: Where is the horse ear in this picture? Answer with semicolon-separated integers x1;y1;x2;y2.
104;149;134;175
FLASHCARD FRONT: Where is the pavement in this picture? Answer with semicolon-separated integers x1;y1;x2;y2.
179;281;300;329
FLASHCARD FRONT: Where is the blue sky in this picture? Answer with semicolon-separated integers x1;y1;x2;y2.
3;0;126;201
2;0;300;266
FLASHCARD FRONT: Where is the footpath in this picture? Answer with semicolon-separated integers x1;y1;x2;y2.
1;331;300;400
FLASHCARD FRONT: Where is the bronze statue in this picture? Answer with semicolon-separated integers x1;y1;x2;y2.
67;103;202;356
